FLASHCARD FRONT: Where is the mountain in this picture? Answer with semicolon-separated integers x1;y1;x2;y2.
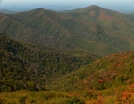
0;9;16;14
50;51;134;103
51;51;134;91
1;6;134;103
1;34;134;103
0;33;99;92
0;6;134;56
65;5;134;33
127;14;134;22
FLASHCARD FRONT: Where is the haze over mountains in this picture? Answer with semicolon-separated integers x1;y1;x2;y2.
0;9;16;14
1;5;134;103
1;0;134;13
1;6;134;55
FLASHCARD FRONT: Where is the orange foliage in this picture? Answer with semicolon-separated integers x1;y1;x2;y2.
120;84;134;102
90;11;96;17
99;9;115;21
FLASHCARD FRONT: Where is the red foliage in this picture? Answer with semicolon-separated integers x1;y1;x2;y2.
120;84;134;102
98;79;104;83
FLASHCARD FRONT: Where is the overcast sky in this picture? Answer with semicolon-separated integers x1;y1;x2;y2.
0;0;134;13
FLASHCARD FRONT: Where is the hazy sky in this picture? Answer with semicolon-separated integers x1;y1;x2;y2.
1;0;133;5
2;0;134;7
2;0;134;3
0;0;134;13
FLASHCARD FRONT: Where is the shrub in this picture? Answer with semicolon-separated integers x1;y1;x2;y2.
66;97;84;104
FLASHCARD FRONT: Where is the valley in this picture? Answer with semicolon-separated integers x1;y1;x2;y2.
0;5;134;104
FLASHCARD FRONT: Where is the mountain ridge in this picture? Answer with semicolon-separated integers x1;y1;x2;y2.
50;50;134;92
0;33;99;92
0;5;134;56
0;9;16;14
1;5;134;103
66;5;134;33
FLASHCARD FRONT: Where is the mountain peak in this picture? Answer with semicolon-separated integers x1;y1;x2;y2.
89;5;100;9
32;8;46;11
82;5;101;10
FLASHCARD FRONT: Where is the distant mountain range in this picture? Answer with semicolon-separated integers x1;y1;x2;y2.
1;5;134;103
65;5;134;33
0;9;16;14
1;6;134;56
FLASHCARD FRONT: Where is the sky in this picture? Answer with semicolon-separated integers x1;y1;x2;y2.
1;0;133;3
0;0;134;13
1;0;134;5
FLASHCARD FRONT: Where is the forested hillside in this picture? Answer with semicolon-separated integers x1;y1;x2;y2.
66;5;134;33
1;5;134;104
1;6;134;55
0;34;99;92
50;51;134;103
51;51;134;91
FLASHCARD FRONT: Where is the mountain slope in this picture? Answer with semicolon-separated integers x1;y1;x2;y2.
50;50;134;103
0;34;99;92
127;14;134;22
66;5;134;33
51;51;134;91
0;7;134;55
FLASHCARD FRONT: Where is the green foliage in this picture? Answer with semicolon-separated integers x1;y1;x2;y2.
66;5;134;33
1;6;134;104
0;34;98;92
66;97;84;104
51;51;134;92
1;7;134;55
0;91;84;104
19;96;27;104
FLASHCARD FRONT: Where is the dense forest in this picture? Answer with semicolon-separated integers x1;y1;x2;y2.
1;5;134;104
1;6;134;55
0;33;99;92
